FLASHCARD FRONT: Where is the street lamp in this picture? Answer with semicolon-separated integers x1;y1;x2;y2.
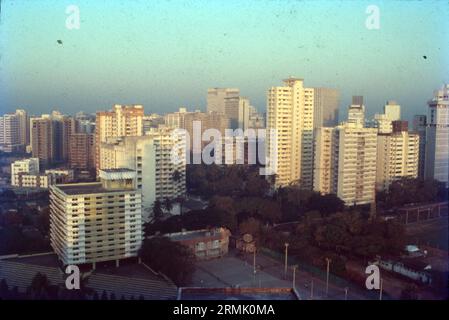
379;278;383;300
310;279;314;300
284;242;289;278
292;265;298;289
253;247;256;275
325;257;331;297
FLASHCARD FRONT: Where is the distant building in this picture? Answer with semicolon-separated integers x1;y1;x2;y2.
164;228;231;260
413;115;427;179
313;88;339;130
15;109;30;147
425;84;449;187
266;77;314;188
373;101;402;134
376;121;419;191
313;123;377;205
237;98;265;131
207;88;240;115
69;133;95;170
50;169;143;267
11;158;72;188
0;113;21;153
44;168;74;184
347;96;366;127
95;105;144;172
11;158;40;186
99;127;186;220
30;114;78;166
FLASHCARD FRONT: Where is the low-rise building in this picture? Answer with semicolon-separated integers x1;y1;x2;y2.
164;228;231;260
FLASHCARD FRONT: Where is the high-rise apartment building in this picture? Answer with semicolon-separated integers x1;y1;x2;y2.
30;113;78;166
373;101;402;134
237;98;265;131
313;123;377;205
313;88;340;130
15;109;30;147
384;100;401;121
313;127;335;195
376;121;419;191
95;105;144;171
99;126;186;219
31;118;56;166
425;84;449;187
207;88;240;114
207;88;241;129
69;133;95;170
0;113;21;153
266;77;314;188
413;114;427;179
347;96;366;127
50;169;143;267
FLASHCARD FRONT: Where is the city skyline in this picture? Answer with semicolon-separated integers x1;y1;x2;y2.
1;1;449;122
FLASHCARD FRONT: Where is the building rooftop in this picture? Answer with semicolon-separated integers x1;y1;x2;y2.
55;182;133;195
164;228;229;242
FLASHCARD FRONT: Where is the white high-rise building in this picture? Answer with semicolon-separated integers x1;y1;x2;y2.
50;169;143;267
14;109;29;147
266;77;314;188
237;98;265;131
0;113;21;153
376;121;419;191
384;100;401;121
347;96;366;127
313;127;336;195
313;123;378;205
425;84;449;187
100;126;186;220
413;114;427;179
373;101;402;134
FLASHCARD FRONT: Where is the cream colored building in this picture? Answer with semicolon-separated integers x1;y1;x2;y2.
11;158;40;186
95;105;144;171
313;127;335;195
374;101;402;134
376;122;419;191
100;126;186;220
266;77;314;188
313;123;378;205
50;169;143;267
11;158;73;188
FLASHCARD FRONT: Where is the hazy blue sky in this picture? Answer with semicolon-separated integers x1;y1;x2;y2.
1;0;448;122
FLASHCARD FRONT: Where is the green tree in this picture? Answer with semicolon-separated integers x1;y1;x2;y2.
139;237;195;286
29;273;51;300
0;279;9;299
100;290;108;300
152;200;164;219
163;198;173;213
